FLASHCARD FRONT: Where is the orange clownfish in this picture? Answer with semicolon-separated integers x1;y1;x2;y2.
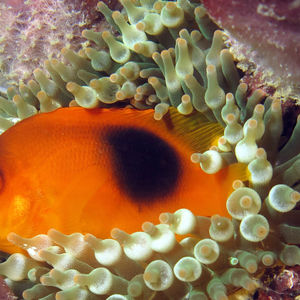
0;107;245;253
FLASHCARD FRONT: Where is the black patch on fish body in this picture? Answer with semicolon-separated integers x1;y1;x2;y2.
105;127;181;202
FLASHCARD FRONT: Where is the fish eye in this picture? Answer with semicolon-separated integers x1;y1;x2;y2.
106;127;181;203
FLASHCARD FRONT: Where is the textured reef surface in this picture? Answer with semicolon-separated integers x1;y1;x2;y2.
0;0;105;92
203;0;300;103
0;0;299;299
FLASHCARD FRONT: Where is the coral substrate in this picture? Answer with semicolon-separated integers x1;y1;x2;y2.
0;0;299;299
202;0;300;103
0;0;103;92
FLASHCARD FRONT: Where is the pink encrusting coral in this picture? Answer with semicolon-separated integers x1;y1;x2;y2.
202;0;300;102
0;276;15;300
0;0;106;91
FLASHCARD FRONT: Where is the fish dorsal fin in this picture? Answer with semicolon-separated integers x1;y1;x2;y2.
163;107;224;153
84;106;223;153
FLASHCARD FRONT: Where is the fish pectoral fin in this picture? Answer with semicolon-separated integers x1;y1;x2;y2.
49;164;111;233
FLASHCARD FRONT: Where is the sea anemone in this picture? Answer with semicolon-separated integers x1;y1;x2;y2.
0;0;299;299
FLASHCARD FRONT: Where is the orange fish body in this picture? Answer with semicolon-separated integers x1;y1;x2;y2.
0;107;243;252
